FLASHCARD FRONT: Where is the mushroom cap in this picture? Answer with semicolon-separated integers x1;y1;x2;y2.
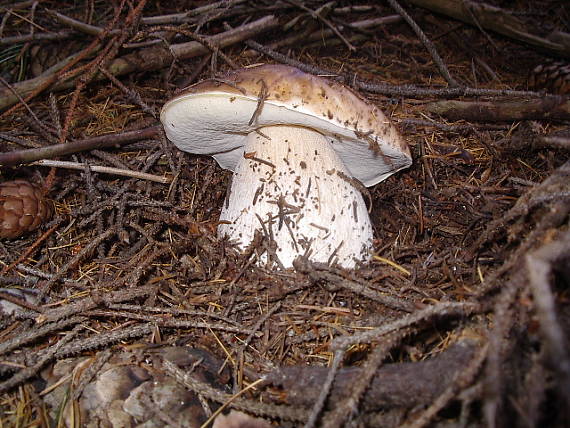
161;64;412;186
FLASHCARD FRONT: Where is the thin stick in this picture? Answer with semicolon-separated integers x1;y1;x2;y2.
243;15;401;56
332;301;480;351
47;8;121;36
0;1;36;11
156;25;239;69
0;125;161;166
304;349;345;428
386;0;460;87
0;76;55;137
59;0;139;143
41;228;116;293
538;136;570;150
0;316;85;356
141;0;248;25
32;159;171;183
1;221;61;276
200;378;265;428
0;30;72;45
285;0;356;52
0;290;42;312
98;66;157;118
245;40;537;98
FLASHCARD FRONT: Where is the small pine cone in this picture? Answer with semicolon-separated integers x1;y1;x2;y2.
0;180;53;239
529;62;570;95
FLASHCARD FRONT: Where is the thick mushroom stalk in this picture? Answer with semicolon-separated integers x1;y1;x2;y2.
218;126;372;268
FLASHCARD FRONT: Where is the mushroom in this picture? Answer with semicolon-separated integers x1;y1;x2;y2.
161;64;411;268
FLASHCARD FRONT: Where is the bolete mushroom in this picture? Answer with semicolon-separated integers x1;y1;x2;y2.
161;64;411;268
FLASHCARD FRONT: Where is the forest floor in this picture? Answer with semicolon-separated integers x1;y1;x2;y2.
0;1;569;427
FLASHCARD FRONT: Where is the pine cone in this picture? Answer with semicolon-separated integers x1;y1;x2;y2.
529;62;570;95
0;180;53;239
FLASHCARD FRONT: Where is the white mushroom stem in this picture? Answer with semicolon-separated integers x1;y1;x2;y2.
218;125;373;268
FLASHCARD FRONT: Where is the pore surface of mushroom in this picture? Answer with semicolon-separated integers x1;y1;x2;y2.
161;64;412;268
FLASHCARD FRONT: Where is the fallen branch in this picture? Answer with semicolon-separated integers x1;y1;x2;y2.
0;30;73;45
294;259;417;312
0;325;82;394
0;125;160;166
39;284;157;323
408;0;570;58
425;96;570;122
0;316;85;356
0;15;278;111
163;359;307;422
526;230;570;417
499;122;570;151
267;339;480;411
402;343;488;428
243;14;401;56
538;136;570;150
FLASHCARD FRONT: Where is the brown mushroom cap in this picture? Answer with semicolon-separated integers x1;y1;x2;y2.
161;64;411;186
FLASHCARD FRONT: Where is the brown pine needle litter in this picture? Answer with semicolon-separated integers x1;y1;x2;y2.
0;1;569;427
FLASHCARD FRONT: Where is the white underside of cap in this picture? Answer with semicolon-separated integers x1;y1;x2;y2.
161;93;410;187
218;126;373;268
